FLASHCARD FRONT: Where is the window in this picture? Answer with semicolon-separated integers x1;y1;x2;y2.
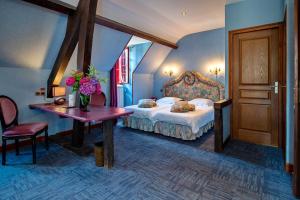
115;48;129;84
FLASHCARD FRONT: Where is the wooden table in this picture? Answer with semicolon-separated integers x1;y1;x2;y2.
29;103;133;168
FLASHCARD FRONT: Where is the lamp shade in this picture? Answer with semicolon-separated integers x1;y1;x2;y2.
52;86;66;97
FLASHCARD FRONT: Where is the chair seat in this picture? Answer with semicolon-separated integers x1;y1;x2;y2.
3;122;48;137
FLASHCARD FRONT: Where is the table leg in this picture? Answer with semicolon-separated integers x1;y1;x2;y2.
72;120;85;148
103;119;114;168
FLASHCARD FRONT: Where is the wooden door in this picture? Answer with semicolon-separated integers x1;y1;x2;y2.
231;24;282;147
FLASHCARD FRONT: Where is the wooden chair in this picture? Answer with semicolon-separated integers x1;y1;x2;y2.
0;95;49;165
88;92;106;134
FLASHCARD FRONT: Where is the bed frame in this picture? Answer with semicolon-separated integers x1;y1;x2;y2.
124;71;225;140
163;71;224;102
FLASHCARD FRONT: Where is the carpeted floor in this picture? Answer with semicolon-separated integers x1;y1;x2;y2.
0;126;296;200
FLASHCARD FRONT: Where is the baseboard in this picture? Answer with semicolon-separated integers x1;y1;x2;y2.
223;136;231;147
0;124;102;152
285;163;294;173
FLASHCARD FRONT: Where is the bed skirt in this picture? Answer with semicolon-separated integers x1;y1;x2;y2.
154;121;214;140
123;116;154;132
123;116;214;140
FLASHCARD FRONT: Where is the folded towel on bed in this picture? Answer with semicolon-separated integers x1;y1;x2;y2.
170;101;195;113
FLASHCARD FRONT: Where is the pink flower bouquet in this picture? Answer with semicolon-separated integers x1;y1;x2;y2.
65;65;106;111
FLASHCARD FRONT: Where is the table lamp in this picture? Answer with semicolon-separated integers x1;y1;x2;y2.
52;86;66;105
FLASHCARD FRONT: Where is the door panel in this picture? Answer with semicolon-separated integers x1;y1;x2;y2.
239;103;271;132
240;90;270;99
240;38;269;84
232;26;281;147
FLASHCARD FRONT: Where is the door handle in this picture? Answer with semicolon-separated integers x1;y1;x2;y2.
270;82;279;94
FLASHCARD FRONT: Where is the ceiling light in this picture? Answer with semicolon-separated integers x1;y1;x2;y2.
181;9;188;17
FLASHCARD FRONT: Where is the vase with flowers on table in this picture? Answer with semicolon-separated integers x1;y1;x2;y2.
65;65;106;112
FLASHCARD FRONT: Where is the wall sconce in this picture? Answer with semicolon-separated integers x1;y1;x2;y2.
209;67;222;80
164;69;174;77
52;85;66;105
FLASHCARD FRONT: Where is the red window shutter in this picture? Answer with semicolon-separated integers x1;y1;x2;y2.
115;48;129;84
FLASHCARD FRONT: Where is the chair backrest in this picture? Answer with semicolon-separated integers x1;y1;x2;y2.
90;92;106;106
0;95;18;131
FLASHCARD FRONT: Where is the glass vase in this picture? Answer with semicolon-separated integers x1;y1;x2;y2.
80;94;90;112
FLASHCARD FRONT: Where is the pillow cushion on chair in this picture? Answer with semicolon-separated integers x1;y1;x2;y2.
138;99;157;108
170;101;195;113
3;122;48;137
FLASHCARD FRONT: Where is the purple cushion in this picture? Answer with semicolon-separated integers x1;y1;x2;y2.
3;122;48;137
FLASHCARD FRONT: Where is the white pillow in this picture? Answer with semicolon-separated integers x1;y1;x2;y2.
189;98;214;107
156;97;182;105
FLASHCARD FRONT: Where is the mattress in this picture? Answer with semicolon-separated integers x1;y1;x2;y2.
124;103;171;119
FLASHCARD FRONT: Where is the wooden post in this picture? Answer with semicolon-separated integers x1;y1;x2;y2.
103;119;114;168
77;0;98;73
294;0;300;197
46;0;89;97
214;99;232;152
71;120;85;148
214;107;223;152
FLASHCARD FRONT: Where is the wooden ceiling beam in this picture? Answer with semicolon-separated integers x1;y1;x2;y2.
46;0;86;97
21;0;178;49
22;0;76;15
95;16;178;49
77;0;98;73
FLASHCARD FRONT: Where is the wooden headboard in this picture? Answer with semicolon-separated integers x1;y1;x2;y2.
163;71;224;102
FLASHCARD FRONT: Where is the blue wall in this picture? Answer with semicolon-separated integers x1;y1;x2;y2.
0;0;67;69
154;28;225;98
124;42;152;106
132;74;154;104
284;0;295;164
0;0;133;142
225;0;284;97
134;44;172;74
225;0;295;162
0;0;72;141
92;25;132;72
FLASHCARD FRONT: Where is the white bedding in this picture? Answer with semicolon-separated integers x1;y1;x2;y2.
124;103;171;119
152;106;214;134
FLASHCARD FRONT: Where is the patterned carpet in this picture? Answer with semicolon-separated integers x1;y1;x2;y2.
0;126;296;200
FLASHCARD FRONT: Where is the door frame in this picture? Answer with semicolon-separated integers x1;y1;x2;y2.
228;22;284;148
293;0;300;196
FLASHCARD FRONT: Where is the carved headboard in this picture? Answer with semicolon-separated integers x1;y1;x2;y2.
163;71;224;102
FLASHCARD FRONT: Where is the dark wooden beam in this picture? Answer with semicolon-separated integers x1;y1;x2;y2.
95;16;178;49
294;0;300;197
21;0;178;49
46;0;86;97
77;0;98;73
22;0;76;15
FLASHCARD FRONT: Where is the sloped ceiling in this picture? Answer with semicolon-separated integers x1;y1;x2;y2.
134;44;172;74
0;0;132;72
62;0;226;43
0;0;67;69
226;0;245;5
92;25;132;71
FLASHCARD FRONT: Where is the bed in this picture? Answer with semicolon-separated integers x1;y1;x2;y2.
123;71;224;140
123;97;180;132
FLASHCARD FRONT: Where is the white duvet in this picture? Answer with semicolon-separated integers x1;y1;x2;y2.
152;106;214;134
124;103;171;119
